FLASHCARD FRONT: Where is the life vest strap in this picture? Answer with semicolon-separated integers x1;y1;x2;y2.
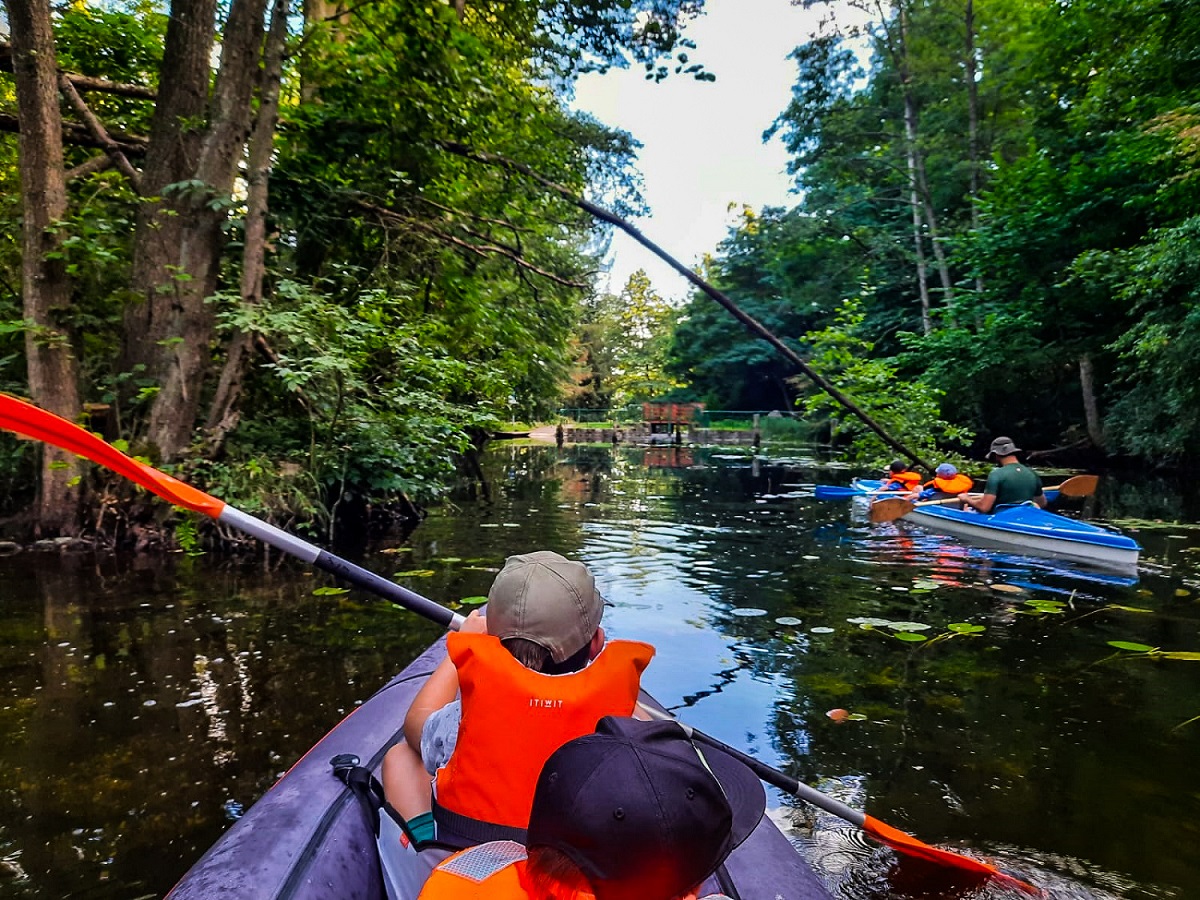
432;793;527;849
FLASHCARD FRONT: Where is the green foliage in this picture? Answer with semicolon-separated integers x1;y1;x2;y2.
799;296;971;465
214;279;490;503
579;270;681;405
1097;216;1200;459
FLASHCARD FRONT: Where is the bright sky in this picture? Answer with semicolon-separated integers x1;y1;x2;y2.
572;0;836;304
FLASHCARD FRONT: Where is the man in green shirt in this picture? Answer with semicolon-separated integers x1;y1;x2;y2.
959;436;1047;513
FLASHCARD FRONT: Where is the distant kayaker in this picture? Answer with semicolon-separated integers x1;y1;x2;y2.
378;551;654;896
919;462;973;500
417;715;765;900
882;459;923;493
959;436;1047;513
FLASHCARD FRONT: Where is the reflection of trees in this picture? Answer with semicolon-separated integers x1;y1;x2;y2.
0;552;438;898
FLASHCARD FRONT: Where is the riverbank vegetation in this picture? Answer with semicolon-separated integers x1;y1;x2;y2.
3;0;1199;541
0;0;710;537
662;0;1200;464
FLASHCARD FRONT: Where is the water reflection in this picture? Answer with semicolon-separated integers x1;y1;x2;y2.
2;444;1200;899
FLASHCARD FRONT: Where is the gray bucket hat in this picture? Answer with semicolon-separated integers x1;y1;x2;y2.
986;436;1021;460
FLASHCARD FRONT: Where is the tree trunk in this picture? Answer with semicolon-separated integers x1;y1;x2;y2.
897;4;954;309
133;0;269;460
964;0;984;296
907;151;932;335
1079;353;1105;449
124;0;218;388
206;0;290;452
7;0;83;534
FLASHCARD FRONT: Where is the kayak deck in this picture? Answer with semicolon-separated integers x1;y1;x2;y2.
167;639;832;900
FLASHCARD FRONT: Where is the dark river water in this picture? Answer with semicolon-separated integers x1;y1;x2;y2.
3;442;1200;899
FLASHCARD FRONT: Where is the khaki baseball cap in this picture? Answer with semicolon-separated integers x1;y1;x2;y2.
486;551;605;663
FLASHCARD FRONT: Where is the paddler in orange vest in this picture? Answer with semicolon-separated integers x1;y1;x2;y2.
418;715;766;900
918;462;974;500
882;459;923;493
377;552;654;896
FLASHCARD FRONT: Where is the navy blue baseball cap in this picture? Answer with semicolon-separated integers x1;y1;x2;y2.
526;716;765;900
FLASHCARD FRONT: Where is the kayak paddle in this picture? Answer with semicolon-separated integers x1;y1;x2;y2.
637;704;1041;895
0;393;1040;896
868;495;958;524
0;394;464;631
1047;474;1098;498
814;484;870;500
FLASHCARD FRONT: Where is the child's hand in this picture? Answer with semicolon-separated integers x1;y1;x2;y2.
459;609;488;634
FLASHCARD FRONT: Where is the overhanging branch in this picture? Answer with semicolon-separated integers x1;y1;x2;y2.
436;139;935;472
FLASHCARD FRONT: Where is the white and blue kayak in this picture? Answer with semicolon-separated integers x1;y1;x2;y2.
825;479;1140;572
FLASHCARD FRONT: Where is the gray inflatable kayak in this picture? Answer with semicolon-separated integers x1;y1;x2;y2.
167;638;832;900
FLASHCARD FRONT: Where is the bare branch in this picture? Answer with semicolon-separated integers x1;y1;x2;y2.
353;197;588;289
0;111;149;154
58;75;143;191
65;154;114;181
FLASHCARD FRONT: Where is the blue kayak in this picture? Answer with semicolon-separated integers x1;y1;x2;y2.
166;638;833;900
843;479;1140;572
822;478;1061;506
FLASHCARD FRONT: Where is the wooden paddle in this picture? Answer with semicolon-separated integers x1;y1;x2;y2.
1050;474;1099;498
869;473;1101;524
0;394;1041;897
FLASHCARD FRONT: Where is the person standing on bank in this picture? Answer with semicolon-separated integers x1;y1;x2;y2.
959;436;1046;513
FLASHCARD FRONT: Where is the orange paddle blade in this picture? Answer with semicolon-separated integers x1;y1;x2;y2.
1053;474;1099;498
863;815;1042;896
0;394;225;518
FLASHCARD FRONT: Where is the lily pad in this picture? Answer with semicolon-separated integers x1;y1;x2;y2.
888;621;933;632
775;616;803;626
730;607;769;617
847;617;891;627
312;586;350;596
810;626;836;634
394;569;436;578
894;632;928;642
947;623;986;634
459;595;488;605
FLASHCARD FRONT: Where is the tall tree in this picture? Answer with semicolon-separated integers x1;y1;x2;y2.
4;0;83;533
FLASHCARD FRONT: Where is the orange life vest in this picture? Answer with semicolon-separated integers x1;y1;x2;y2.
418;841;535;899
886;470;922;490
419;842;733;900
433;632;654;840
924;473;973;494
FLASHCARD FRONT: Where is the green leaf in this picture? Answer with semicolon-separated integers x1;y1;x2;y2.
1106;641;1156;652
313;586;351;596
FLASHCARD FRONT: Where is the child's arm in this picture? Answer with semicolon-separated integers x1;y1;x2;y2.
402;610;487;748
